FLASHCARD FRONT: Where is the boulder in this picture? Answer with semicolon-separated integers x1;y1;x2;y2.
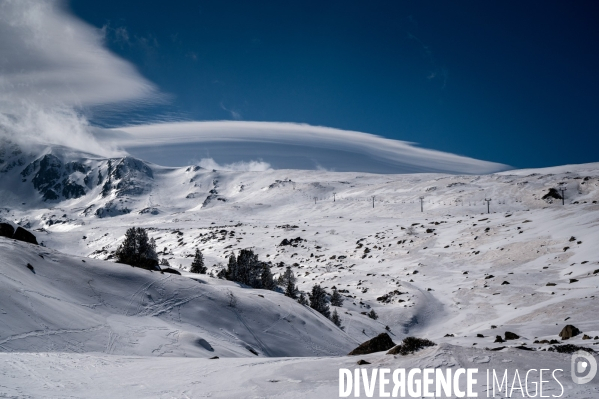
348;333;396;356
0;222;15;239
161;268;181;275
387;337;436;355
549;344;593;354
542;188;562;201
13;227;38;245
559;325;581;340
504;331;520;340
515;345;534;351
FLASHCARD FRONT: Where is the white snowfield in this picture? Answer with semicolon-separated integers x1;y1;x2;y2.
1;142;599;398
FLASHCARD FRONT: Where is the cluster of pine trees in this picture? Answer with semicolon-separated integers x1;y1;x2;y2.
115;228;345;328
115;227;159;270
308;284;343;327
223;249;276;289
275;265;344;327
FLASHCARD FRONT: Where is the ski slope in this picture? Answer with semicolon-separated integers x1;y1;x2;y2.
1;142;598;397
0;239;356;358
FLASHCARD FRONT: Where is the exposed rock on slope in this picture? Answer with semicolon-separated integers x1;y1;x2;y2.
559;325;581;340
348;333;395;355
0;222;15;238
21;154;89;201
13;227;38;245
0;222;37;245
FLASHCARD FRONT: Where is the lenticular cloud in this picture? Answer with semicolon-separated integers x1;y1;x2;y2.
110;121;511;174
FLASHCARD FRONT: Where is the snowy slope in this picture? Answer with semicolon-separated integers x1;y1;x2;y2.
0;239;356;358
1;141;598;397
1;344;597;398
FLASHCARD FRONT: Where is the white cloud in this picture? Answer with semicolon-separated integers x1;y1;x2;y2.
0;0;158;156
108;121;510;174
0;0;157;107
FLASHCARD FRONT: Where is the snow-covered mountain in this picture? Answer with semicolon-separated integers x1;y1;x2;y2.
1;140;598;397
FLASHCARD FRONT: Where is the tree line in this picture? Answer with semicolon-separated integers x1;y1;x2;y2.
115;226;344;327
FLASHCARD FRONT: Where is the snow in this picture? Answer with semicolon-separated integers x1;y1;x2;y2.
1;142;598;397
0;240;356;358
1;345;597;398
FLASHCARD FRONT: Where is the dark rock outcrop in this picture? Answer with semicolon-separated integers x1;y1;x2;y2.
387;337;436;355
515;345;534;351
348;333;396;356
279;237;305;247
549;344;594;354
13;227;38;245
504;331;520;340
161;268;182;275
22;154;89;201
0;222;15;238
542;188;562;203
559;325;581;340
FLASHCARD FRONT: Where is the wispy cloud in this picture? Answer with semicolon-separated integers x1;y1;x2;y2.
0;0;160;156
0;0;157;107
220;102;242;120
407;31;448;89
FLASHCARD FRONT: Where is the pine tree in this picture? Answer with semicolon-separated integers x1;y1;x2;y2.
297;292;309;306
159;258;170;267
367;309;378;320
277;266;296;288
285;279;298;299
190;248;206;274
330;308;342;327
115;227;158;270
260;262;276;290
236;249;259;286
309;284;330;318
225;250;275;290
330;288;344;307
225;254;237;281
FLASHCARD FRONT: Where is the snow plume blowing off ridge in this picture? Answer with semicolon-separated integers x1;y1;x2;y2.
0;0;157;156
197;158;272;172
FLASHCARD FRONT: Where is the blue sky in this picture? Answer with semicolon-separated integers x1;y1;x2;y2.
1;1;595;171
68;0;599;169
